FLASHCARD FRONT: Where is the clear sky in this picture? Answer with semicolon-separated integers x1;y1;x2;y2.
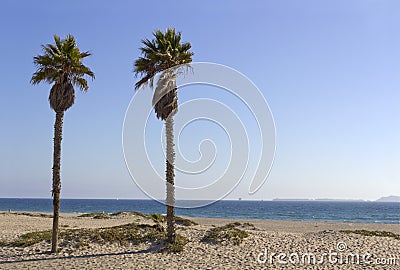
0;0;399;201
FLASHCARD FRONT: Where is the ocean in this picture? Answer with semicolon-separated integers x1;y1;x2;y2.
0;198;399;224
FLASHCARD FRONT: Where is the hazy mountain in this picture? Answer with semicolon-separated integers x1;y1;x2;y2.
272;197;400;202
375;196;400;202
272;198;365;202
272;198;312;201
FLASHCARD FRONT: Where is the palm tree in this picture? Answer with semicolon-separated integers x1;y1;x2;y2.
31;34;94;253
134;28;194;244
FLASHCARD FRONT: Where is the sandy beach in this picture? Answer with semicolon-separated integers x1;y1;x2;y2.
0;212;399;269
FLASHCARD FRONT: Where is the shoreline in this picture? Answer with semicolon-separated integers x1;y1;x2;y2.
1;210;399;230
189;217;400;234
1;198;398;226
1;211;399;234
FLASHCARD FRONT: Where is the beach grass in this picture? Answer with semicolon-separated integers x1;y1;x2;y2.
340;229;400;240
175;216;198;226
163;234;189;253
149;213;165;223
110;211;149;218
201;222;249;245
0;212;52;218
0;230;52;247
148;213;198;226
78;212;197;226
0;222;190;252
78;212;111;219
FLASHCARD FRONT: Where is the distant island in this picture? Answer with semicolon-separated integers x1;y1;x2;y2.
272;196;400;202
272;198;313;201
272;198;366;202
375;196;400;203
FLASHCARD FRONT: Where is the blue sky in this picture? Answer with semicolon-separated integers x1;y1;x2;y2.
0;0;399;200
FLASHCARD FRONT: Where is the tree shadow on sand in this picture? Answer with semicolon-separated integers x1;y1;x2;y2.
0;244;162;265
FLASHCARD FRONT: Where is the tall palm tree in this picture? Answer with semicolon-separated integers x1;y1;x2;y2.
31;34;94;253
134;28;194;244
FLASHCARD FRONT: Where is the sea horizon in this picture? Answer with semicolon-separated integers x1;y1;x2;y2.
2;196;398;201
1;198;398;224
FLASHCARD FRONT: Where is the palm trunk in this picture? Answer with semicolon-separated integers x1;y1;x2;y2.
165;116;176;244
51;111;64;253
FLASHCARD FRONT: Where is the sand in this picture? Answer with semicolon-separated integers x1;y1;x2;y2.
0;212;399;269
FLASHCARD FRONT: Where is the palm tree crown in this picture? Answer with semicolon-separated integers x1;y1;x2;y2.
31;34;94;112
134;28;193;90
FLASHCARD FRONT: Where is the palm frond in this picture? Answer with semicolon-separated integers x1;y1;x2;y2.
80;51;92;58
72;77;89;91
